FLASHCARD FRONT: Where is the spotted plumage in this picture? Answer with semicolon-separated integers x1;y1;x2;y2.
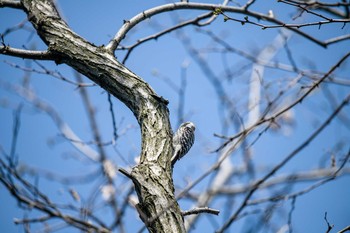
171;122;195;166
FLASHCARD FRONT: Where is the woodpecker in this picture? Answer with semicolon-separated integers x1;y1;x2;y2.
171;122;195;167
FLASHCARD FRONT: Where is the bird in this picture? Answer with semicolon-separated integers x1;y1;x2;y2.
171;122;195;167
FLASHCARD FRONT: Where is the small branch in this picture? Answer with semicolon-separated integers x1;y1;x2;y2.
107;2;323;51
74;72;114;164
287;197;296;233
339;225;350;233
324;212;334;233
74;74;121;228
9;104;22;168
0;45;54;60
19;165;101;185
119;0;230;63
120;12;213;64
195;28;350;86
217;94;350;233
243;0;257;10
118;167;133;180
216;51;350;152
177;62;188;126
1;18;33;37
325;34;350;46
0;0;22;9
4;60;94;87
107;93;118;143
14;215;51;224
182;207;220;216
281;0;350;7
98;1;350;54
221;12;350;44
278;0;333;21
278;0;350;18
248;149;350;205
0;158;110;233
218;167;350;196
1;81;100;161
111;185;134;229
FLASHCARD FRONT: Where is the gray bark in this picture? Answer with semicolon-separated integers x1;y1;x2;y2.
21;0;185;232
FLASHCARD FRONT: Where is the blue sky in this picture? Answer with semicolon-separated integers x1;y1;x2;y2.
1;1;350;232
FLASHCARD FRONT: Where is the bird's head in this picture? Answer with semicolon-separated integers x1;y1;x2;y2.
182;122;195;131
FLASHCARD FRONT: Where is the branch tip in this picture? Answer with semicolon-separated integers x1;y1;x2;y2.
118;167;133;180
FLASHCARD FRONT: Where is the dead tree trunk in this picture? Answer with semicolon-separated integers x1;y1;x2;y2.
21;0;185;232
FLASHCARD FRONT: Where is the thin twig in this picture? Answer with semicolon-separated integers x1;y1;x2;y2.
1;81;100;161
120;12;213;64
182;207;220;216
248;149;350;205
216;94;350;232
324;212;334;233
0;158;110;232
9;104;22;168
216;52;350;152
107;93;118;143
4;60;94;87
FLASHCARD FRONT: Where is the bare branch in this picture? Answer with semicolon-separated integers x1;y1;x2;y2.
0;0;22;9
282;0;350;7
279;0;334;21
106;1;350;52
9;104;22;168
196;28;350;86
220;12;350;47
1;81;100;162
248;149;350;205
217;93;350;232
18;164;101;185
1;18;33;37
14;215;51;224
325;34;350;46
225;13;350;30
339;225;350;233
120;12;214;64
216;51;350;152
182;207;220;216
0;158;110;232
107;93;118;143
107;2;336;51
74;71;123;230
119;0;230;63
243;0;257;10
217;167;350;196
3;60;95;87
0;45;54;60
324;212;334;233
108;2;232;52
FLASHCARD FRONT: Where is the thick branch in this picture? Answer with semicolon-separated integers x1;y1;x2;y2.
17;0;184;232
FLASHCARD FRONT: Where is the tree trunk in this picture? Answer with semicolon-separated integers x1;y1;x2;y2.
21;0;185;232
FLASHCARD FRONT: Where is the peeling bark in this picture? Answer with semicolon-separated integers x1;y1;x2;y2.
20;0;185;232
